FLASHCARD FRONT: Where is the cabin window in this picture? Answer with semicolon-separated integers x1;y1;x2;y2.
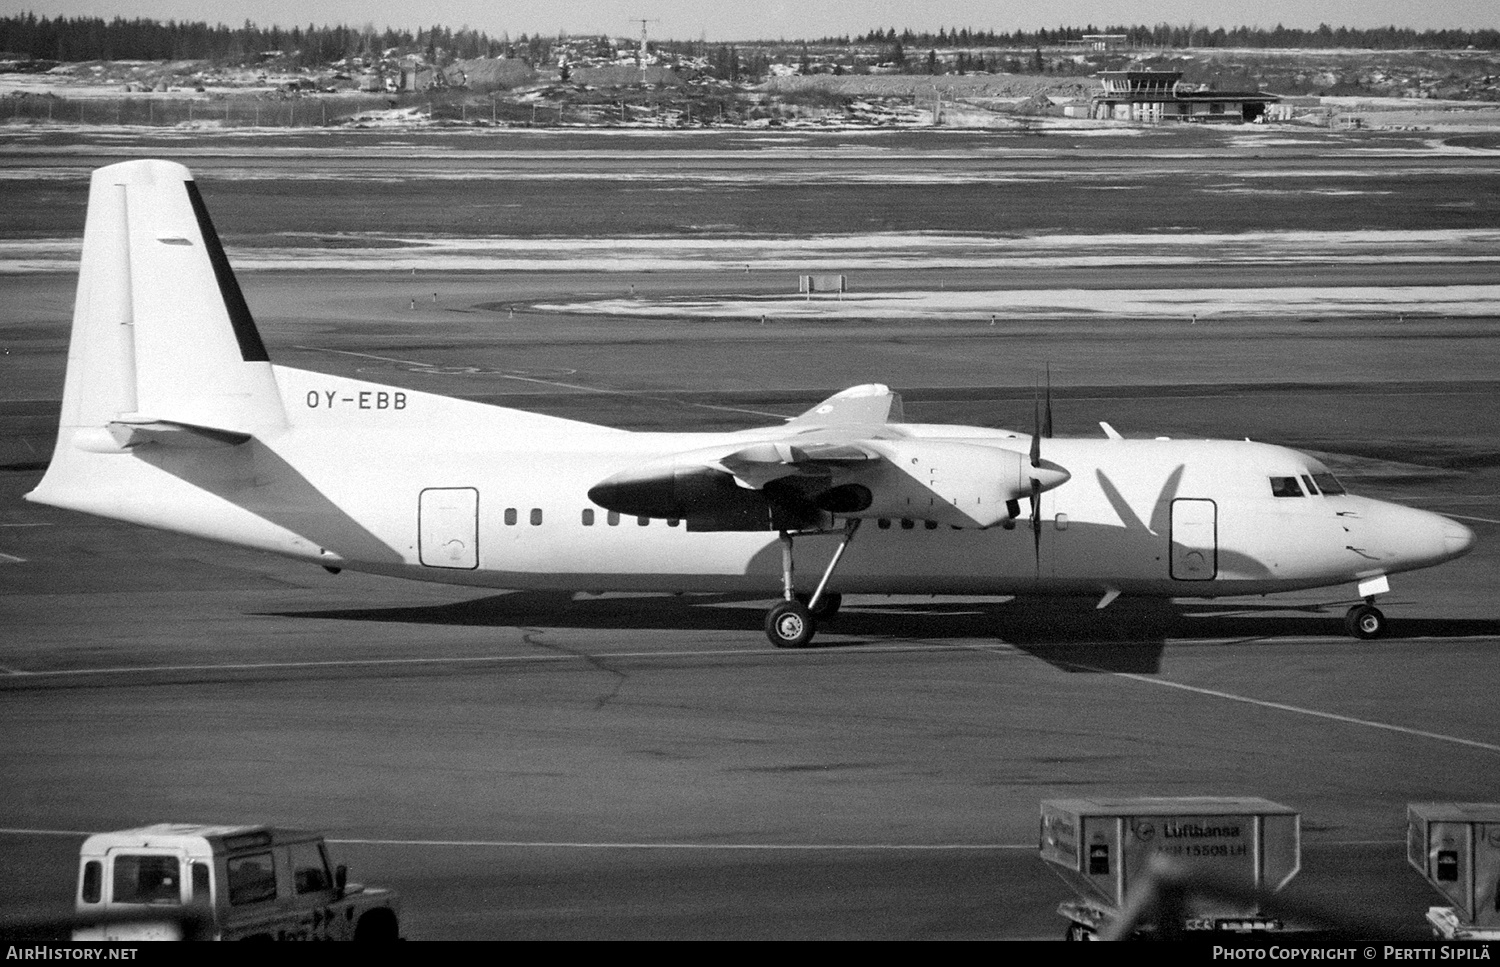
227;853;277;906
81;860;102;904
582;509;595;526
1312;472;1346;495
504;508;518;525
1269;476;1304;498
112;855;181;905
667;519;680;527
530;508;543;526
607;511;620;526
637;516;649;527
877;518;891;529
1301;474;1319;495
924;520;938;530
900;518;915;530
289;841;332;895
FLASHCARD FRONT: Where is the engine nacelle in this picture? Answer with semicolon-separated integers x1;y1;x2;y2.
846;440;1067;528
587;464;822;531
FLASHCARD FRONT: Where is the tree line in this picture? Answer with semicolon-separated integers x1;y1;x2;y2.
850;24;1500;50
3;13;1496;68
0;14;519;66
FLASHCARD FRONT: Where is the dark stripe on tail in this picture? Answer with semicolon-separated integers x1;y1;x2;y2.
184;180;270;363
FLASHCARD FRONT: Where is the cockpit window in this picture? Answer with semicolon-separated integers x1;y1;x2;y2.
1301;474;1319;495
1269;476;1304;498
1311;472;1346;495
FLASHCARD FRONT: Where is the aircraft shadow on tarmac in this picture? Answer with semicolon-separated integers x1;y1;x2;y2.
262;594;1500;675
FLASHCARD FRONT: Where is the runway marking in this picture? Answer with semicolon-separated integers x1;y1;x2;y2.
295;345;783;418
0;522;51;527
0;642;987;680
0;551;26;564
1107;672;1500;755
1438;513;1500;525
328;838;1030;851
0;828;93;837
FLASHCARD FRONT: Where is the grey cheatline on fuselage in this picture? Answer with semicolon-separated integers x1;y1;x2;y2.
27;160;1476;648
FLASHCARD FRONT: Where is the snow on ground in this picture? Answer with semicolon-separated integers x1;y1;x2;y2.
536;285;1500;321
3;228;1498;274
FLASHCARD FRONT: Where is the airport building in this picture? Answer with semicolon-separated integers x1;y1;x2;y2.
1088;70;1281;123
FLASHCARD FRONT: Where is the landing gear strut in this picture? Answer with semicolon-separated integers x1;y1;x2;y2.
1345;602;1387;640
764;519;860;648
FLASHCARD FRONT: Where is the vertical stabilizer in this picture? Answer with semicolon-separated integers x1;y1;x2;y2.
58;160;286;439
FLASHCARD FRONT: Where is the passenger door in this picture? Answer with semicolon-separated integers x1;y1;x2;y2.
1170;498;1217;581
418;487;479;569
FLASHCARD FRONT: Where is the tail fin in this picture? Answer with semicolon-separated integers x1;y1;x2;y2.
53;159;286;446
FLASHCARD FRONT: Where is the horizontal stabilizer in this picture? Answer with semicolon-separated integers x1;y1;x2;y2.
106;418;251;450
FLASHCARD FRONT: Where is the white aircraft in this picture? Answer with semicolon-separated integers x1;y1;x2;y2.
27;160;1476;648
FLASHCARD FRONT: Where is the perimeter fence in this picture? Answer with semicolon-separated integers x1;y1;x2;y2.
1;92;403;127
0;91;736;128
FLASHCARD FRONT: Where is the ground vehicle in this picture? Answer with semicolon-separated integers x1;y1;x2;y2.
72;824;400;941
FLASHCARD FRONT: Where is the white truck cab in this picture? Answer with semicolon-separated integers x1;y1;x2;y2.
72;824;400;941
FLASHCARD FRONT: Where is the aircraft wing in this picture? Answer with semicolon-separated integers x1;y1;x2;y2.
717;439;878;488
589;384;1070;531
784;383;905;427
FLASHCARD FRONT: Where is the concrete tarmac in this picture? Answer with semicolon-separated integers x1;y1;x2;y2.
1;135;1497;940
1;378;1497;938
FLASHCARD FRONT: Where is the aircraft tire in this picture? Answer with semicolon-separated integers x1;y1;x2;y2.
795;591;842;620
1346;604;1387;640
766;600;817;648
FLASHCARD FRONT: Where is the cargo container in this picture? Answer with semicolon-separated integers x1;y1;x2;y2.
1040;796;1300;940
1407;802;1500;940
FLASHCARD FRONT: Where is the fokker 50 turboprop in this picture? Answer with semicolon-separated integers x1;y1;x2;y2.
27;161;1476;648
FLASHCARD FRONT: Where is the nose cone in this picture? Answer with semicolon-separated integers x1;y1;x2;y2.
1442;518;1477;560
1359;501;1478;573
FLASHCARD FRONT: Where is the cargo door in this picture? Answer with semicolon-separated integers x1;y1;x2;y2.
419;487;479;569
104;848;187;940
1170;498;1217;581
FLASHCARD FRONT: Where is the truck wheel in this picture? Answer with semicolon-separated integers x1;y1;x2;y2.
354;909;400;942
1064;923;1094;941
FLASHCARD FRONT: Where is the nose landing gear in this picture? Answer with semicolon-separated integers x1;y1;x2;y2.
1344;601;1387;640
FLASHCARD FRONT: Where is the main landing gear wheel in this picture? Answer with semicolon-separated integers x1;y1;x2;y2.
795;591;842;620
766;600;817;648
1345;604;1387;640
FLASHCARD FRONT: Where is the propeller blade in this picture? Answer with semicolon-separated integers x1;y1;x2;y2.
1043;363;1054;439
1030;390;1041;468
1030;476;1042;576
